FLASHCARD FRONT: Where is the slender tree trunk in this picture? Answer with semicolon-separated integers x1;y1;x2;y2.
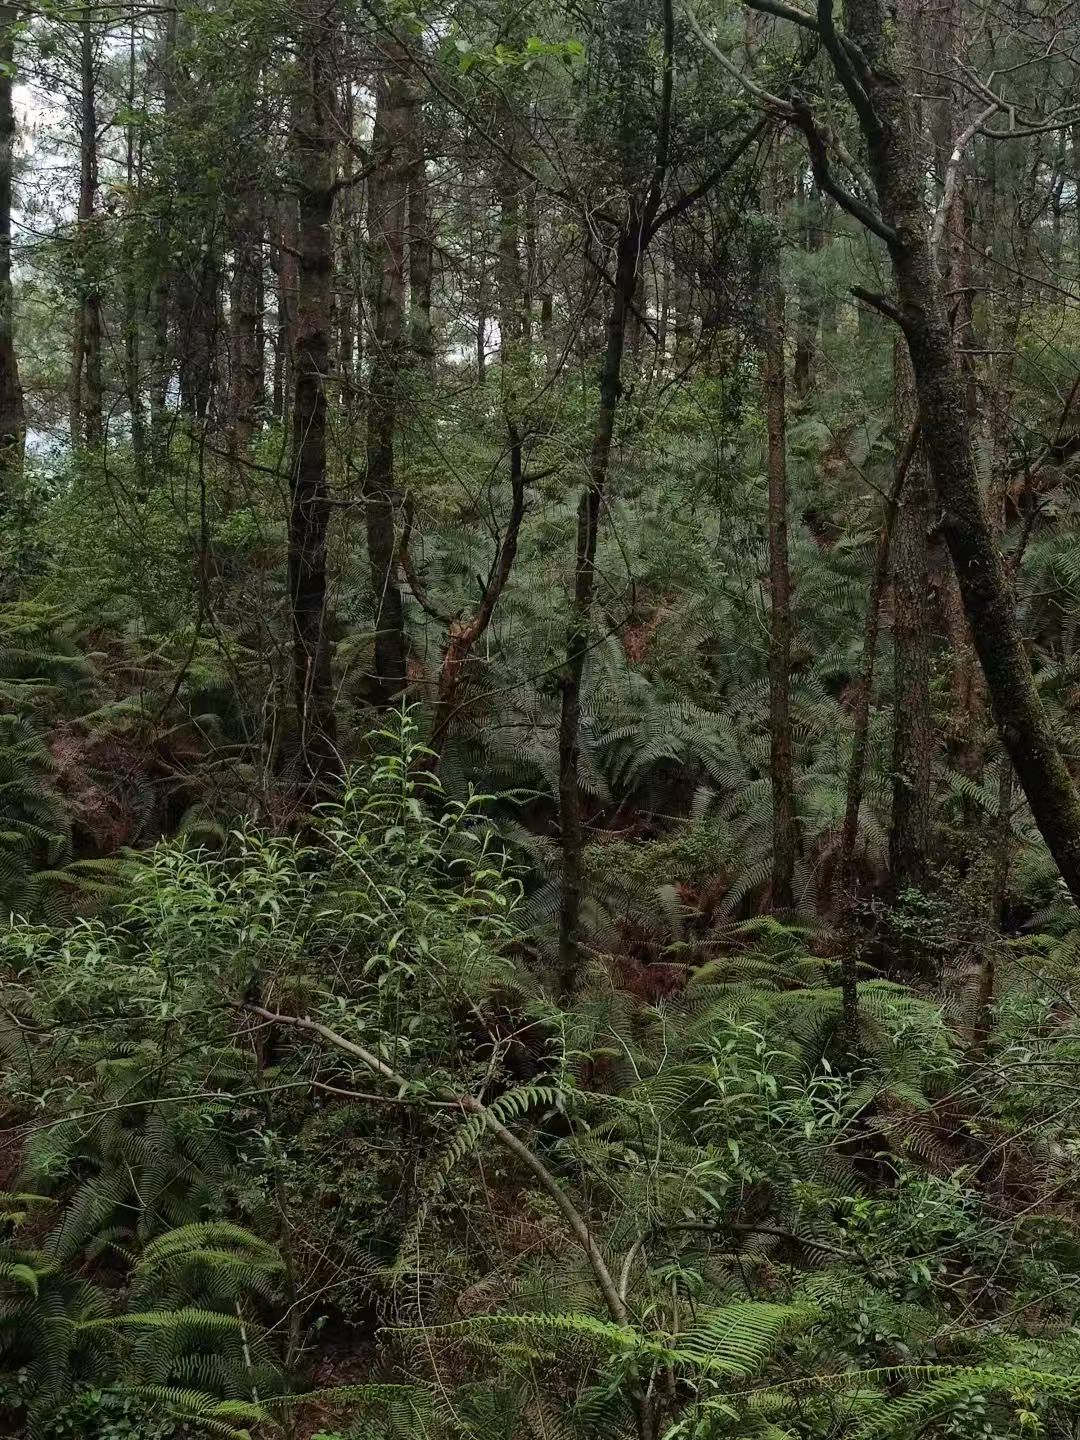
977;145;1042;927
792;181;822;399
227;184;263;466
124;15;145;474
762;195;796;911
273;196;299;423
71;5;102;450
889;349;933;892
406;86;434;376
288;2;338;781
672;248;694;363
363;40;411;704
476;274;487;384
401;438;527;759
557;230;641;990
942;178;983;778
558;0;674;996
336;83;357;413
838;421;919;903
0;1;22;508
149;0;178;462
837;422;919;1042
823;0;1080;904
178;244;220;421
656;252;670;367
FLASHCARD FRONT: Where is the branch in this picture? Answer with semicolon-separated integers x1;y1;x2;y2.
648;117;769;237
931;100;1001;264
684;1;795;115
243;1005;408;1087
851;285;906;328
816;0;879;143
743;0;819;34
468;426;528;641
978;102;1080;140
790;96;898;246
398;495;456;625
243;1004;631;1328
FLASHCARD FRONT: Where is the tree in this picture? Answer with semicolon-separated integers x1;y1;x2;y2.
725;0;1080;907
557;0;675;989
70;4;102;449
761;151;796;910
0;2;23;506
363;31;412;707
288;0;338;780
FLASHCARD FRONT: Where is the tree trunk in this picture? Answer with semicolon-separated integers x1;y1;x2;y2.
837;422;918;1041
0;2;23;509
557;230;641;990
124;15;145;474
401;437;527;760
336;83;357;413
558;0;674;996
363;40;411;705
889;349;933;892
762;199;796;911
227;185;263;467
406;86;434;376
71;6;102;450
792;181;822;399
824;0;1080;904
178;245;220;422
148;0;178;462
838;420;918;904
288;2;338;781
273;196;298;422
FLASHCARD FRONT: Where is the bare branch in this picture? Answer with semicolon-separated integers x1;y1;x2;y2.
241;1004;631;1328
851;285;906;327
743;0;820;34
931;100;1001;264
790;96;898;245
684;1;795;115
398;495;456;625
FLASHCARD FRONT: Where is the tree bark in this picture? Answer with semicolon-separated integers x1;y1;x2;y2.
0;2;23;507
363;39;411;705
288;1;338;781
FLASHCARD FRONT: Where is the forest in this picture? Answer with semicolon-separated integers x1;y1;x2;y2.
4;0;1080;1435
